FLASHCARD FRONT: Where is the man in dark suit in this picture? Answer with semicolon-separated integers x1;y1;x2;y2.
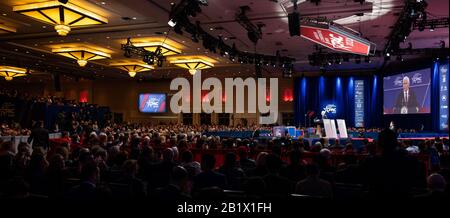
27;121;49;150
192;154;227;192
66;161;111;200
263;154;294;197
394;76;420;114
361;129;421;199
295;164;333;199
154;166;191;201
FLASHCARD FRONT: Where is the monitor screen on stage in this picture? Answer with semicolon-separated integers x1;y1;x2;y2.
383;68;431;114
138;93;167;113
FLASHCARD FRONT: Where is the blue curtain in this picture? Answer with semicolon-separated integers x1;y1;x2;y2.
367;74;382;127
431;61;440;131
294;75;382;128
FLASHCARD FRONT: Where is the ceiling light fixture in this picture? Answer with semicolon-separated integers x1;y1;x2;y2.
0;66;28;81
132;41;181;56
13;1;108;36
170;58;214;75
110;63;154;77
52;47;111;67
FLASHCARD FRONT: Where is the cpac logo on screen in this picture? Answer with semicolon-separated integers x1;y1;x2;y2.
146;98;159;108
394;76;403;86
412;73;423;84
169;71;278;124
322;104;337;114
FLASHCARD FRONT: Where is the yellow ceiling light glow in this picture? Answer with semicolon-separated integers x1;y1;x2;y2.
13;1;108;36
128;37;183;56
0;23;17;34
133;42;181;56
0;66;28;81
170;59;214;75
52;47;111;67
110;63;154;78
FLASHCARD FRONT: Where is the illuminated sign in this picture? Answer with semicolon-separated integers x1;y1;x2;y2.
323;104;337;114
440;63;449;131
300;23;375;56
354;80;365;127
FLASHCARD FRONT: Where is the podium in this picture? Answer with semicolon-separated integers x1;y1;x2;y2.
322;119;348;139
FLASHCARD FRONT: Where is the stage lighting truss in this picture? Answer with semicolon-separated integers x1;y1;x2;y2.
110;63;154;78
121;38;166;67
168;0;208;28
13;1;108;36
0;66;28;81
235;6;264;45
308;51;373;67
384;0;428;55
165;0;295;75
412;18;449;31
52;47;111;67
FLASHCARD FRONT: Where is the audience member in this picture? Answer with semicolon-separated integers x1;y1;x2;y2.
295;164;333;199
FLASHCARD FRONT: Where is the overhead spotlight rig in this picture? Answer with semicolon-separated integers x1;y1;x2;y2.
167;0;207;28
412;17;449;31
235;6;265;45
121;38;165;67
307;51;374;67
384;0;428;56
167;0;295;74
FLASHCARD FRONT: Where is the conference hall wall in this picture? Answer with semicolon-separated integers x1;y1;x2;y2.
39;77;295;125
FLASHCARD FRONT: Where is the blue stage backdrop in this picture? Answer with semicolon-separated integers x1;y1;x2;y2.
294;75;382;128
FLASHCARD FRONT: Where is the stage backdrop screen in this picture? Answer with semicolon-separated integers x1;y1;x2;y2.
383;68;431;114
138;93;167;113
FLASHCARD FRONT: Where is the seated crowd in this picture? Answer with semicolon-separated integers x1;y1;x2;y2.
0;119;448;201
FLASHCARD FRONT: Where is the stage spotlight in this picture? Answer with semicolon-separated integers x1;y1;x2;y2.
407;42;413;50
248;57;254;64
173;25;183;35
288;0;300;36
247;31;259;45
143;54;155;65
157;58;164;67
124;49;132;58
168;19;177;27
191;33;199;43
334;56;342;65
418;21;425;31
310;0;321;6
386;52;390;57
342;55;350;62
308;55;314;65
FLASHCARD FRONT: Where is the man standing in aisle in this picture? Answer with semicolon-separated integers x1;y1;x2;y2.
27;120;49;150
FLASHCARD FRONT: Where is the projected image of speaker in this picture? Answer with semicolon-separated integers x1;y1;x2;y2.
288;12;300;36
